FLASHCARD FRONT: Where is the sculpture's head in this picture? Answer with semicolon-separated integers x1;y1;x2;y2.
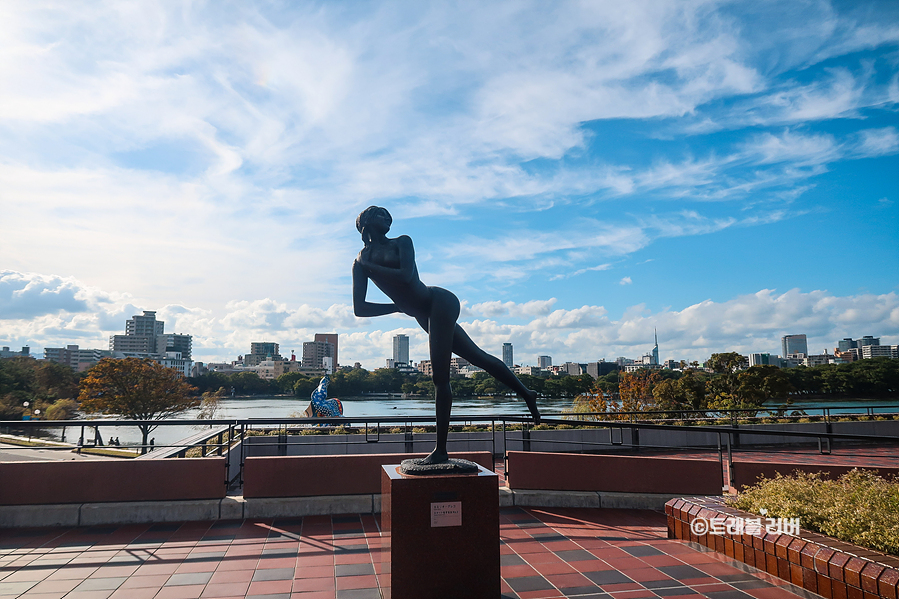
356;206;392;243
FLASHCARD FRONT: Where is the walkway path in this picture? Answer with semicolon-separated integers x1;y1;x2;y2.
0;508;818;599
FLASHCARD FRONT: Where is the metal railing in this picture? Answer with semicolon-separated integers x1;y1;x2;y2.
2;403;897;492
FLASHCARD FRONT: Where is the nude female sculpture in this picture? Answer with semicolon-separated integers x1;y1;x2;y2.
353;206;541;465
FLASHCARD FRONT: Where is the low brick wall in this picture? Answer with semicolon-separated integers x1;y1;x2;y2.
731;462;899;490
243;452;494;498
506;451;723;495
0;458;227;505
666;496;899;599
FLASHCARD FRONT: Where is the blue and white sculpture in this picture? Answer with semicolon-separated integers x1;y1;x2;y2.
302;375;344;418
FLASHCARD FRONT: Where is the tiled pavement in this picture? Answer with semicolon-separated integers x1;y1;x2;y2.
0;508;821;599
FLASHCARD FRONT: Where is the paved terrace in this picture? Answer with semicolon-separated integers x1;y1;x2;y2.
0;507;819;599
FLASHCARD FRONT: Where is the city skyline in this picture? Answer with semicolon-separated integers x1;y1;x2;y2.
1;2;897;368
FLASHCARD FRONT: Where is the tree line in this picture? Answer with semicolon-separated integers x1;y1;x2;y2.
189;367;598;399
2;354;896;425
573;353;899;418
0;357;81;420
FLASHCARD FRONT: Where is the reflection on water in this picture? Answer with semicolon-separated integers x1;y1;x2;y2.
54;395;576;448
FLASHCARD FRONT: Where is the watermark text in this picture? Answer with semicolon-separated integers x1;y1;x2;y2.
690;516;800;536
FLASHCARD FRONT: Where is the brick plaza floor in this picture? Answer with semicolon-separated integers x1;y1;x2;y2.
0;507;818;599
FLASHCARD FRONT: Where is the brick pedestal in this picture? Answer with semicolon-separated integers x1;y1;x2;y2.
380;463;500;599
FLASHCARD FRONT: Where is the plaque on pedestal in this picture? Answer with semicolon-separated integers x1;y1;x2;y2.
380;463;500;599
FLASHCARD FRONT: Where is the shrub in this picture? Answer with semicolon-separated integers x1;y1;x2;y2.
729;469;899;555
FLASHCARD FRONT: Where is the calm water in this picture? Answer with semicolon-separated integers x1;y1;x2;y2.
52;395;575;448
50;395;898;449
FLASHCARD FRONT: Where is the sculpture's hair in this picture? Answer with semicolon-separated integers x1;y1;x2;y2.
356;206;392;243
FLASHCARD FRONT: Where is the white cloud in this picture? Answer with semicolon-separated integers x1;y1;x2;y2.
1;2;897;367
3;272;897;369
619;277;633;285
740;130;840;166
550;264;613;281
855;127;899;157
470;299;558;319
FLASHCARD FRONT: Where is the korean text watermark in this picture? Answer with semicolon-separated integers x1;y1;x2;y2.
690;515;800;536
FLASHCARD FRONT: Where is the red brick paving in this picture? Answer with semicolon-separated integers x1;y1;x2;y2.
0;508;825;599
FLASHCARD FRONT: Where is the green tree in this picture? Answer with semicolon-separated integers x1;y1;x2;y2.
560;374;594;397
293;376;319;398
705;352;748;409
79;358;199;453
0;357;80;420
229;371;271;395
45;398;79;421
652;368;708;417
275;372;307;394
735;365;794;405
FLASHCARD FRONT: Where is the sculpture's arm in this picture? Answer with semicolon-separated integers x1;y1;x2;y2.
353;259;400;317
357;235;416;284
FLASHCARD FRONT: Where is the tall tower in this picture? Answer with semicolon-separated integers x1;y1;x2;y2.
502;343;513;368
651;329;659;365
393;334;410;365
782;334;808;357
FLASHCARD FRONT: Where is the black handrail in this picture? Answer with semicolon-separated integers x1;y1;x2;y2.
3;408;896;494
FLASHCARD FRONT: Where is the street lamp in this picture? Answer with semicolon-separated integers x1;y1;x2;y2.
33;409;41;420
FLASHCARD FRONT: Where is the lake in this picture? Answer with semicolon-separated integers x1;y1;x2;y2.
52;394;576;448
50;395;898;449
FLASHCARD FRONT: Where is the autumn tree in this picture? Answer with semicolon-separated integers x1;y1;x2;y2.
197;387;227;420
570;382;621;420
618;369;662;414
79;358;198;453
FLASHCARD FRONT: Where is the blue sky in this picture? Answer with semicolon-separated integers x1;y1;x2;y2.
1;1;897;368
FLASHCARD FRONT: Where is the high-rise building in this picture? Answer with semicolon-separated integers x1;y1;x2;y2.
393;334;410;365
857;336;880;348
560;362;583;375
837;336;880;352
303;340;334;373
126;311;165;338
651;329;660;365
157;334;192;361
250;342;279;358
502;343;513;368
537;355;552;369
314;334;339;368
111;310;165;354
782;334;808;357
587;360;618;378
245;342;281;366
108;310;193;374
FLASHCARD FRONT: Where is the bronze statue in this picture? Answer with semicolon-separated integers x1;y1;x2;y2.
353;206;541;467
